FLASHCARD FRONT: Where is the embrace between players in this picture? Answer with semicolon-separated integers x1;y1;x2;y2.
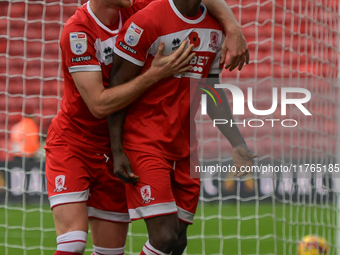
45;0;256;254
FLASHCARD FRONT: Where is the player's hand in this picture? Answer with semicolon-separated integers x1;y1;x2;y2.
232;144;257;177
150;40;196;80
220;28;249;71
113;152;139;183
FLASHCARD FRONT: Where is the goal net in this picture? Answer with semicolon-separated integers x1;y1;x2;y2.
0;0;339;255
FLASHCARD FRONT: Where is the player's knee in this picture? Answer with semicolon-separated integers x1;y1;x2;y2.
150;230;178;253
56;230;87;254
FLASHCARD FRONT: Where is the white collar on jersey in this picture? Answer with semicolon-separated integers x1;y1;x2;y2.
86;1;122;33
168;0;207;24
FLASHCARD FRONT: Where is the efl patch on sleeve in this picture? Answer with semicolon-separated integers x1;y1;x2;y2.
124;22;144;47
69;32;87;55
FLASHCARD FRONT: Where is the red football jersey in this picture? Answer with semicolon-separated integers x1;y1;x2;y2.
114;0;225;159
52;0;153;153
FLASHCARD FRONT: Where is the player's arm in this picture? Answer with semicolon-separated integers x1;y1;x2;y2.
205;74;257;177
107;41;195;183
73;41;194;119
202;0;249;71
107;55;142;183
106;55;143;183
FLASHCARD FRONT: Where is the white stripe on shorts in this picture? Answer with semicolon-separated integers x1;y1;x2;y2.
177;206;195;224
128;201;177;220
49;189;89;208
87;206;131;223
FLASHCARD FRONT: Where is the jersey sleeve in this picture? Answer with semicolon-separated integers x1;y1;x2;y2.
114;13;157;67
209;33;225;74
60;23;101;73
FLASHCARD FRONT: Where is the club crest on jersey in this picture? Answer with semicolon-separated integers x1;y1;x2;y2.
209;31;219;51
54;175;67;192
70;32;87;55
140;185;155;204
124;22;144;47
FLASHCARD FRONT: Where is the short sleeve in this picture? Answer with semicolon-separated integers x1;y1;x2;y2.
114;14;157;67
60;23;101;73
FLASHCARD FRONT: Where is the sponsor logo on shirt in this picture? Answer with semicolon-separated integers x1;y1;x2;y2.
71;55;91;62
177;55;210;79
103;47;113;60
140;185;155;204
70;32;87;55
172;38;181;51
94;37;116;65
118;41;137;54
54;175;67;192
124;22;144;47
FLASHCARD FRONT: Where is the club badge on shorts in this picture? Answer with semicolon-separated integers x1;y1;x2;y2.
124;22;144;47
70;32;87;55
54;175;67;192
140;185;155;204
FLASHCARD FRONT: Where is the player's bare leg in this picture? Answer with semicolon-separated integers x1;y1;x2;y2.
53;202;88;236
90;218;128;248
52;202;88;254
144;214;180;254
171;221;189;255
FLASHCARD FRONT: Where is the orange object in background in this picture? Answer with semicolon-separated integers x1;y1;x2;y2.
10;117;40;157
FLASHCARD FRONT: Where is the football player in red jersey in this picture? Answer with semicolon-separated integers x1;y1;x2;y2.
45;0;250;254
108;0;256;255
46;1;194;254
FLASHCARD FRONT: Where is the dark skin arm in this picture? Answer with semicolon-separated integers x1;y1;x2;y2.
206;74;257;177
108;41;195;183
108;56;142;183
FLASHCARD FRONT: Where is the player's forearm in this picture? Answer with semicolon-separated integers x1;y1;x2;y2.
106;66;161;152
107;56;150;152
108;108;127;154
107;71;157;108
202;0;241;33
72;70;155;119
95;69;158;118
207;88;246;148
100;41;196;118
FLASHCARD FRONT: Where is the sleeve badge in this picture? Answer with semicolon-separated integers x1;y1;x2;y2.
124;22;144;47
70;32;87;55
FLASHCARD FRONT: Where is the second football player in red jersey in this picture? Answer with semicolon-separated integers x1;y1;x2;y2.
109;0;257;254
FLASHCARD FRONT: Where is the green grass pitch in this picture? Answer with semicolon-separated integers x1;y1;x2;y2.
0;201;337;255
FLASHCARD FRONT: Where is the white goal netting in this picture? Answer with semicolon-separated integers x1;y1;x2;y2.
0;0;339;255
